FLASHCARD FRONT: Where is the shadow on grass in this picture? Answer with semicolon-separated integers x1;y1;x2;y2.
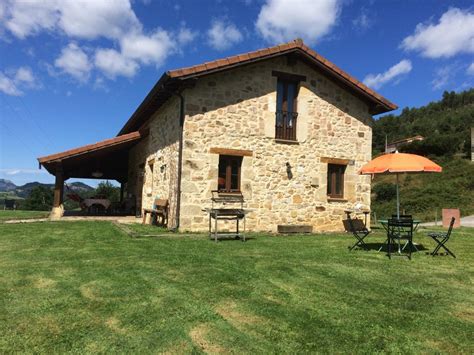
351;242;430;253
208;236;256;242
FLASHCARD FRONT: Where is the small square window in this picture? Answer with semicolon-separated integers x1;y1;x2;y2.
218;155;243;193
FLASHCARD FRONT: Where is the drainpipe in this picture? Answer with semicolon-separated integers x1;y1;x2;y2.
174;91;185;231
159;84;187;231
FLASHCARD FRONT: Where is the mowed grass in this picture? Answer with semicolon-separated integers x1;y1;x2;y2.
0;221;472;353
0;210;49;222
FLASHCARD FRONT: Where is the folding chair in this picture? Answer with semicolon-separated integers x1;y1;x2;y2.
347;217;370;251
387;218;414;260
427;217;456;258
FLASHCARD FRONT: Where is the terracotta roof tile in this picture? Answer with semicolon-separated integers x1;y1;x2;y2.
247;51;259;59
227;55;241;64
215;59;228;67
267;46;280;55
204;61;220;70
278;43;290;51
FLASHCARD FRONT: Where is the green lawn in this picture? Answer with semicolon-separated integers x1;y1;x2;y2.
0;210;49;222
0;221;472;353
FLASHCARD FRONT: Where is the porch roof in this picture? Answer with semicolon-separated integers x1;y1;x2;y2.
37;131;144;182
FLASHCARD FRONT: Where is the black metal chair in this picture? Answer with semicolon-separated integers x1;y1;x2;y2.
3;199;16;210
392;214;413;220
346;217;370;251
387;218;414;260
427;217;456;258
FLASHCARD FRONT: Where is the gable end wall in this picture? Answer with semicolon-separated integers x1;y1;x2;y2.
180;56;373;232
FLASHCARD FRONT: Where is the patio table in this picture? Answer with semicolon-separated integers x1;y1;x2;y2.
378;219;421;252
83;199;111;211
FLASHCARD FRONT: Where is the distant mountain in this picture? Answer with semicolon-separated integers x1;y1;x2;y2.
0;179;94;198
0;179;17;192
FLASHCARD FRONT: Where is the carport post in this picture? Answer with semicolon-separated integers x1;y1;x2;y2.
51;164;64;219
120;182;124;203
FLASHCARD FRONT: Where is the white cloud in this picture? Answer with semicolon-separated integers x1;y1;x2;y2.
4;0;58;38
54;43;92;81
120;30;173;65
363;60;412;89
467;62;474;75
178;26;198;45
94;48;138;79
2;0;197;81
0;66;37;96
207;20;243;50
3;0;140;40
256;0;341;44
58;0;140;40
352;8;372;31
401;8;474;58
0;72;21;96
0;168;47;175
431;64;461;90
14;66;34;84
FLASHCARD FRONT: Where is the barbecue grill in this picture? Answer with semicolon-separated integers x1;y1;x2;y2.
204;190;250;242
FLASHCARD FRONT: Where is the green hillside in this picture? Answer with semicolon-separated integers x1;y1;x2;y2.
371;89;474;222
373;89;474;157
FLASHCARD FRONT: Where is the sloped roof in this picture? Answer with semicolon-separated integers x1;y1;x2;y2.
119;38;397;135
37;131;145;180
38;131;143;164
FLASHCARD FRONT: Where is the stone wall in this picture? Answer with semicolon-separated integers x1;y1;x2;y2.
127;97;181;227
179;56;373;232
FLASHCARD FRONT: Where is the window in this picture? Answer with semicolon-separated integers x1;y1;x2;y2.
327;164;346;198
275;78;299;140
218;155;242;193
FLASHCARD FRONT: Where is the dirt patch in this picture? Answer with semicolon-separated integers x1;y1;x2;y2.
161;340;193;354
165;269;186;281
453;304;474;322
80;282;100;300
105;317;128;334
34;277;56;289
39;315;61;335
215;301;266;329
189;323;227;354
263;293;285;305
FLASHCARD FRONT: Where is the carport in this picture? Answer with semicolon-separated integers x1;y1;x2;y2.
37;131;145;218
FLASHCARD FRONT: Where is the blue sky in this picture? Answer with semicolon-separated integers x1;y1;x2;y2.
1;0;473;186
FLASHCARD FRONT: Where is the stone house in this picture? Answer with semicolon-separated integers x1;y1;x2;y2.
38;39;397;232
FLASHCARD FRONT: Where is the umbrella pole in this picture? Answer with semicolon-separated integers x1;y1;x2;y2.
396;173;400;219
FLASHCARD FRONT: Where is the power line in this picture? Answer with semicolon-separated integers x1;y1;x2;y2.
17;95;57;150
0;119;37;157
1;96;54;152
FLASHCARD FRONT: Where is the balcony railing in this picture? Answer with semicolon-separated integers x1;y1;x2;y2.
275;110;298;141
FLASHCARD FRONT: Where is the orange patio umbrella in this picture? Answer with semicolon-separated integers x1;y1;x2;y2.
359;152;442;218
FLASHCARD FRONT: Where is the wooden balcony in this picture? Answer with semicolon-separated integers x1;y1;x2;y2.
275;110;298;141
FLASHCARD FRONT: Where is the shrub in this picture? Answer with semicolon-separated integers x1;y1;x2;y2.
373;183;397;202
22;186;54;211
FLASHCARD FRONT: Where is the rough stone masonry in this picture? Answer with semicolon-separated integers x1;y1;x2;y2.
128;56;373;232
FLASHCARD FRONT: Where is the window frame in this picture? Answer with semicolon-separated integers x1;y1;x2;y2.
327;163;346;199
217;155;243;193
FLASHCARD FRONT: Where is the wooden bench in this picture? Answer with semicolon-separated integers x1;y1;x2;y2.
142;199;169;226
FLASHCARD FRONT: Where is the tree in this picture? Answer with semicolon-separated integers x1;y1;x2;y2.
373;183;397;202
95;181;120;203
22;186;54;211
